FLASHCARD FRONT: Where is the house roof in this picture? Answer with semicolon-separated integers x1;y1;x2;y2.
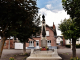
46;24;57;36
57;36;63;39
0;36;14;39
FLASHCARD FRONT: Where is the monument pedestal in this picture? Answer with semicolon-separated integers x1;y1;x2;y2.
41;40;47;47
26;49;62;60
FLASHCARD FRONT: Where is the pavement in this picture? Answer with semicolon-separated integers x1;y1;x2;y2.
57;45;71;49
0;46;80;60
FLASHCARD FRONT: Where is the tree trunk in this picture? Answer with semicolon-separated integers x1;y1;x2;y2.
0;37;7;58
72;38;76;57
70;39;72;49
8;38;10;49
23;40;26;54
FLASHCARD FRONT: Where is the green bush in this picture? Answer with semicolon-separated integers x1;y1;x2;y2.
70;57;80;60
66;44;80;48
76;44;80;48
66;45;70;48
60;41;63;45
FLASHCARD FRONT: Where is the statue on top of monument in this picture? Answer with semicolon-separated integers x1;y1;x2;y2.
42;14;46;37
42;14;45;21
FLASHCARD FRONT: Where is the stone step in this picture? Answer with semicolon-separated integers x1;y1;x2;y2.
34;51;53;53
27;50;62;60
27;57;62;60
31;53;58;57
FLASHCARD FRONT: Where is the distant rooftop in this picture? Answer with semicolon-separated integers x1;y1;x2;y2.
0;36;14;39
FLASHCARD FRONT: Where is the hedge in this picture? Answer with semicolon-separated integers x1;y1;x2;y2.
66;44;80;48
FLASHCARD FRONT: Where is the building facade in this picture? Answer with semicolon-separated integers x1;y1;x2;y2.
56;36;65;46
26;23;57;49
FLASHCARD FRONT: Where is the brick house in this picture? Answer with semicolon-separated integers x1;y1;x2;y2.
25;22;57;49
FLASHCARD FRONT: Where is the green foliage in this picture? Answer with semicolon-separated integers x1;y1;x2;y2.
70;57;80;60
66;44;80;48
0;0;40;41
76;45;80;48
61;0;80;57
58;18;79;39
62;0;80;37
9;57;14;60
15;0;41;43
65;45;70;48
58;18;80;57
60;41;63;45
62;0;80;19
0;0;28;38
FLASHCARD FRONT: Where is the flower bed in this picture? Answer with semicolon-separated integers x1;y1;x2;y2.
40;47;49;51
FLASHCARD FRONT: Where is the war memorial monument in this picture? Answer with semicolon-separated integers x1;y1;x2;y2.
27;15;62;60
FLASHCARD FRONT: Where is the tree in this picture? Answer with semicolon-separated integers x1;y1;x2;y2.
62;0;80;37
0;0;39;58
16;15;41;54
62;0;80;57
14;0;41;54
58;18;79;57
62;0;80;19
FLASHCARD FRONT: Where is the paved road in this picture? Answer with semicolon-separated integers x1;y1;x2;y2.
58;49;80;53
0;49;80;60
1;49;80;55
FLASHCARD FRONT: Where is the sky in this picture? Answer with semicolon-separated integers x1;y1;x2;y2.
37;0;70;36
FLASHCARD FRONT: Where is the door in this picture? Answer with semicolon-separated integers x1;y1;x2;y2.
36;40;39;49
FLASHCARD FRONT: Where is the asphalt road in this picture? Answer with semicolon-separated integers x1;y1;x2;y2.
0;49;80;60
58;49;80;53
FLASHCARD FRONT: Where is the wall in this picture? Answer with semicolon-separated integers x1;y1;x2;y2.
15;43;23;49
46;27;55;46
0;39;14;49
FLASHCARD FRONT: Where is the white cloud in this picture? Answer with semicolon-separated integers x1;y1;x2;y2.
46;4;53;9
39;8;70;36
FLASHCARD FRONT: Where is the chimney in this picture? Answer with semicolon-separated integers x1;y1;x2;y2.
53;22;55;29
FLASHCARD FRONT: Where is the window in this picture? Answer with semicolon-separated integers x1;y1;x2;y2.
36;33;40;37
32;33;40;37
46;31;49;36
47;40;51;46
29;41;34;47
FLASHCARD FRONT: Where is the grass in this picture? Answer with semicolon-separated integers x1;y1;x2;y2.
62;53;69;55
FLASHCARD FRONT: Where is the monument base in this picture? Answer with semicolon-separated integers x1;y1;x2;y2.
41;40;47;47
27;57;62;60
26;49;62;60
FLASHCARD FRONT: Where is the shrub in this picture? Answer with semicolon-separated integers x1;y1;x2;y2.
66;44;80;48
76;44;80;48
60;41;63;45
9;57;14;60
66;45;70;48
70;57;80;60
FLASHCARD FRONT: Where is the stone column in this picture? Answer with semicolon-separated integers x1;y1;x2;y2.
41;15;47;48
